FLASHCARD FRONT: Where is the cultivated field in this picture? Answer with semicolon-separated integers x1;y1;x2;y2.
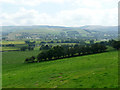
2;50;118;88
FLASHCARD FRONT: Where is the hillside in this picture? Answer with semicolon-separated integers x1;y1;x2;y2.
80;25;117;32
2;51;118;88
2;25;117;40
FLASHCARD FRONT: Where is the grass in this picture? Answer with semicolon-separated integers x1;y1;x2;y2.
1;42;78;51
2;40;25;45
0;47;19;51
2;50;118;88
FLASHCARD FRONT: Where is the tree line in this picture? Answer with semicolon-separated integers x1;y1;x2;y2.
20;46;34;51
20;40;36;51
40;39;87;44
108;40;120;50
25;43;107;63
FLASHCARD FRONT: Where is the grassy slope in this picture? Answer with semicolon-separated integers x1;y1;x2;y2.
2;51;118;88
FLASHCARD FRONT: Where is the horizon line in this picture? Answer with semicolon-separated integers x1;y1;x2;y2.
0;24;118;27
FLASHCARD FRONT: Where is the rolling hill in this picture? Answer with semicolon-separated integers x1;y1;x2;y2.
2;50;118;88
1;25;118;40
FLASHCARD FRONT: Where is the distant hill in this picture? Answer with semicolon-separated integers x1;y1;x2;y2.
1;25;70;32
79;25;118;32
2;25;118;32
1;25;118;40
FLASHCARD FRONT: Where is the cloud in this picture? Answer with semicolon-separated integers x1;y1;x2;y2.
0;0;118;26
0;0;15;3
0;7;118;26
0;0;66;6
56;8;118;26
0;7;54;26
72;0;102;8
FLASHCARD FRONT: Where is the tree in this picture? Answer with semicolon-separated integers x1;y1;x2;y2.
69;47;76;56
40;41;46;44
50;41;54;43
40;45;51;50
99;44;107;52
25;40;36;45
90;40;94;44
6;44;15;47
76;46;82;56
25;40;30;44
111;41;120;50
85;45;91;54
108;39;115;46
47;49;54;60
25;58;29;63
80;46;86;55
25;56;35;63
53;46;64;59
91;43;107;53
20;46;27;51
28;47;34;51
37;51;48;61
37;54;42;62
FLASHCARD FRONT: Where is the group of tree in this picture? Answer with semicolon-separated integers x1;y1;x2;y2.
25;56;36;63
25;40;36;44
25;43;107;63
25;40;36;47
20;46;34;51
39;45;52;50
88;39;120;50
40;39;87;44
98;39;120;50
108;40;120;50
60;39;86;44
3;44;15;47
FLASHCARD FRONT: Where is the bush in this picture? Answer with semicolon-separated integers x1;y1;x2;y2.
25;56;36;63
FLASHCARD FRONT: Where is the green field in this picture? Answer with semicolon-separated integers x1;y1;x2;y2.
2;50;118;88
2;40;25;45
1;40;79;51
0;47;19;51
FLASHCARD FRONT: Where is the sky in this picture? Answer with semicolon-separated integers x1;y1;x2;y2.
0;0;119;27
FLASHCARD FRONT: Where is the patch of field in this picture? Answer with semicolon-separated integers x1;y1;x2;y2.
2;51;118;88
3;50;40;70
2;40;25;45
0;47;19;51
47;43;77;46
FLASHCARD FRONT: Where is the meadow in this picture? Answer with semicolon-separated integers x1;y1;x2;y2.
2;40;25;45
1;40;79;51
2;50;118;88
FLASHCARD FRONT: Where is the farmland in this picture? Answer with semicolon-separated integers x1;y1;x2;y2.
1;25;118;88
1;40;83;51
2;50;118;88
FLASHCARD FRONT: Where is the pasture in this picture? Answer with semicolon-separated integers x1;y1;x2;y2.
2;40;25;45
1;40;80;51
2;50;118;88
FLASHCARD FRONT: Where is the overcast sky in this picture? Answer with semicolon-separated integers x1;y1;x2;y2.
0;0;119;27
